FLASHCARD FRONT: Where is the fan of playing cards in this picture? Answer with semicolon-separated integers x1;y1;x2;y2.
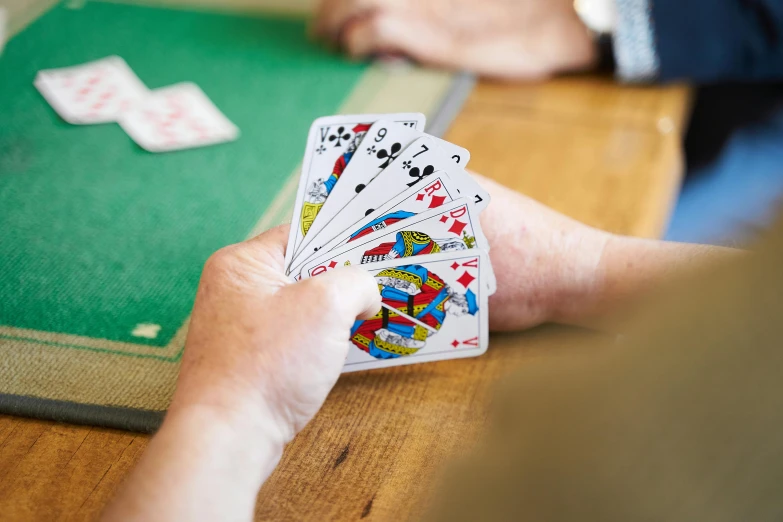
285;113;496;372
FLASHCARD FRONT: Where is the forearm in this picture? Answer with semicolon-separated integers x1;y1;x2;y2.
475;173;745;332
556;235;743;330
101;405;284;522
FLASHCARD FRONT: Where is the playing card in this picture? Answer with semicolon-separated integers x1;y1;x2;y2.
35;56;148;124
341;250;490;372
300;197;486;273
297;120;470;257
300;172;464;261
117;82;239;152
284;113;426;272
289;135;489;270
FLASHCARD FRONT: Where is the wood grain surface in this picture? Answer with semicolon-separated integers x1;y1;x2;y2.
0;77;691;521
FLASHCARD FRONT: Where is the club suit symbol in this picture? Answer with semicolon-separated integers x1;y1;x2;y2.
407;164;435;187
301;123;370;236
328;126;351;147
376;142;402;168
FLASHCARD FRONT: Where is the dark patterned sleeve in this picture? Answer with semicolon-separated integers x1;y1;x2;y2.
614;0;783;83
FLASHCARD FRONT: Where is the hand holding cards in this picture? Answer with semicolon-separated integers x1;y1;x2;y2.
285;114;495;372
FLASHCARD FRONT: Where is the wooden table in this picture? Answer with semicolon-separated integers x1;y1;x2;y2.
0;74;690;520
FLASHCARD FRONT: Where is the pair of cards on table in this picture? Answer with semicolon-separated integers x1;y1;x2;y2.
34;56;238;152
285;113;496;372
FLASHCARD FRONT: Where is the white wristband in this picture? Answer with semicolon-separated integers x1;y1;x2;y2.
574;0;617;35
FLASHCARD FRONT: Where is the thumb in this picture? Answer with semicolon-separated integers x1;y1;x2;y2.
291;266;382;323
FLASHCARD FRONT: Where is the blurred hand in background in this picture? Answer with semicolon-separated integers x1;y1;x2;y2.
312;0;596;79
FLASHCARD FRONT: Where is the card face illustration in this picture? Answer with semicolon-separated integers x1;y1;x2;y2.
341;250;490;372
301;198;487;276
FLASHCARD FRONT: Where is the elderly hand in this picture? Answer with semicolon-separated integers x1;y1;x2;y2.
473;174;610;331
171;224;381;441
312;0;596;80
103;225;380;522
475;174;742;333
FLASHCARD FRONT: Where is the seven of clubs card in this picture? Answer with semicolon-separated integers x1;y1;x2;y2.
287;116;496;372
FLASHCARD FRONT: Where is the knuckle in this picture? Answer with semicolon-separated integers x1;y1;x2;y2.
306;276;337;308
345;13;384;49
363;13;387;39
306;275;352;318
203;246;241;278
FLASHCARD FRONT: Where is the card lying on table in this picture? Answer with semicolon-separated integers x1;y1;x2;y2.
285;115;494;371
34;55;238;152
34;56;149;124
118;82;239;152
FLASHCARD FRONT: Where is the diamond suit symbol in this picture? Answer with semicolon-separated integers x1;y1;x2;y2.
328;261;337;268
451;340;459;348
456;271;475;288
448;219;467;236
416;193;425;201
428;195;446;209
450;262;460;270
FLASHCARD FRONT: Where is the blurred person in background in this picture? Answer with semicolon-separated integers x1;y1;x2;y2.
312;0;783;247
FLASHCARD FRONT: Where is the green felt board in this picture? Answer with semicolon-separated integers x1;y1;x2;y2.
0;2;367;347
